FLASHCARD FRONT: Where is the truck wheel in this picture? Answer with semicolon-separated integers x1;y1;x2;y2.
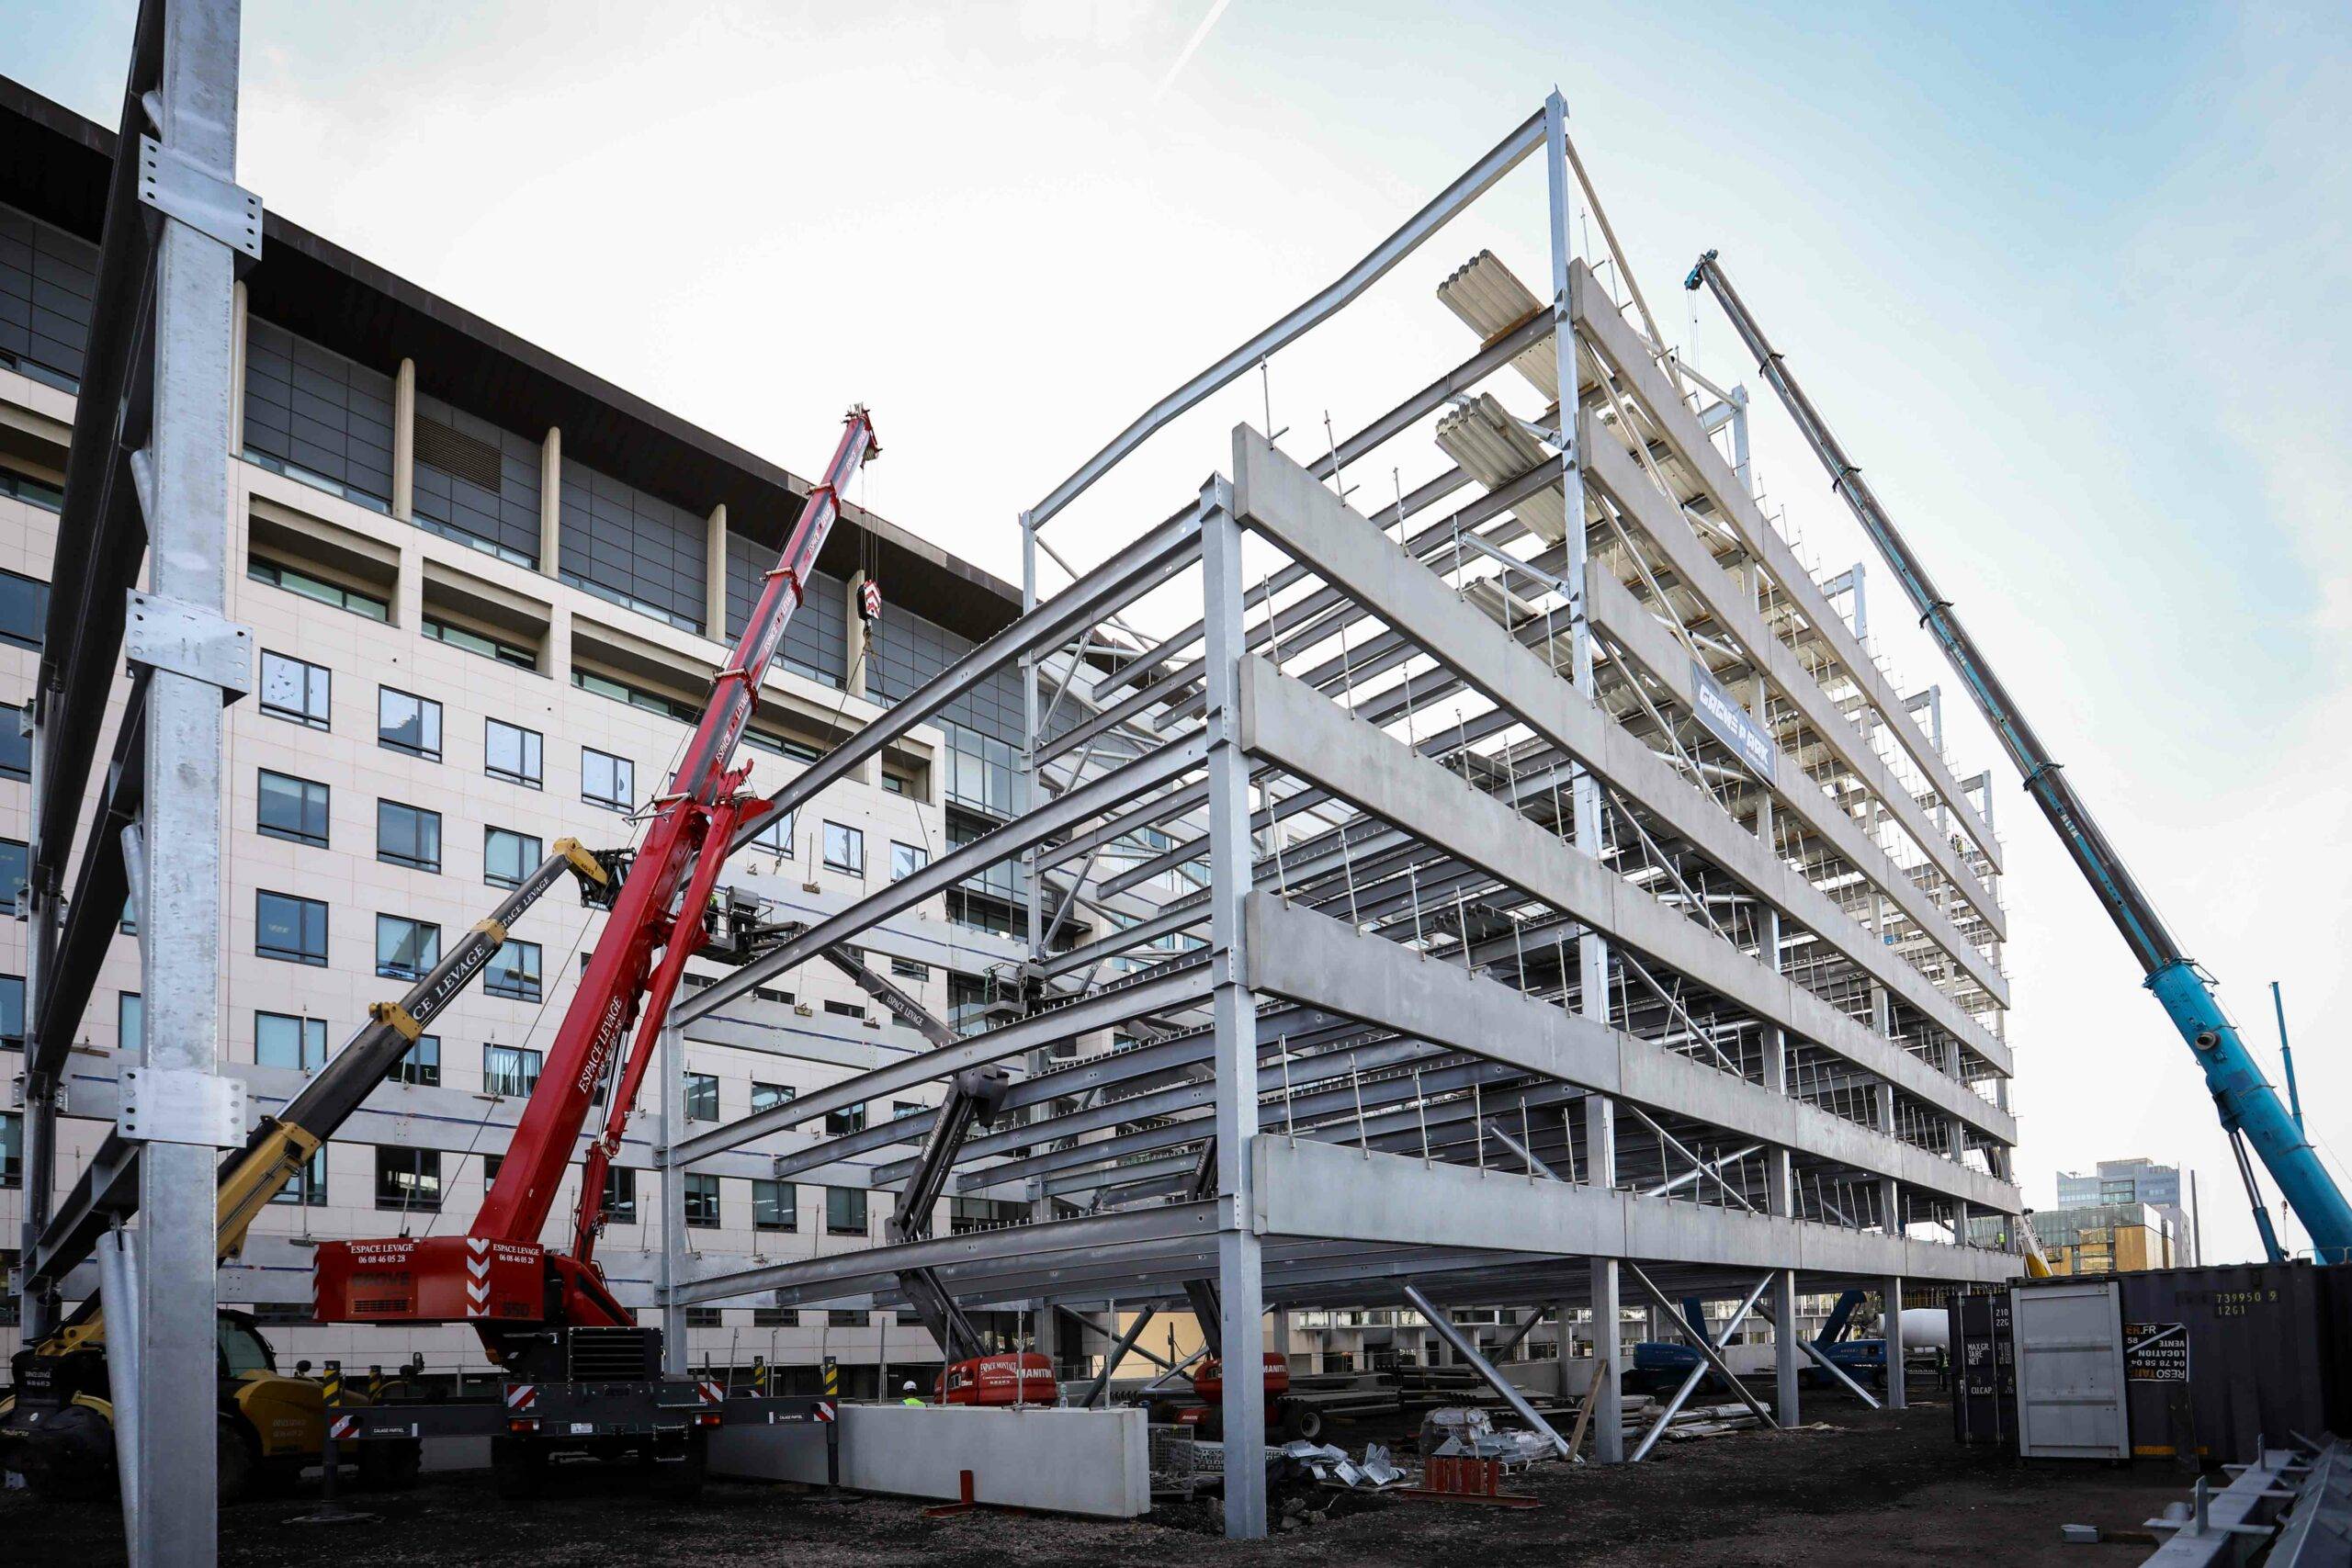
218;1418;257;1505
644;1432;707;1501
1283;1404;1324;1442
491;1436;548;1500
359;1438;423;1491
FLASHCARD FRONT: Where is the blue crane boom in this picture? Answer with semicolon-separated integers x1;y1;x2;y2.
1685;250;2350;1265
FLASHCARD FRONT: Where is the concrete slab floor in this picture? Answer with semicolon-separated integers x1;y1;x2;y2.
5;1383;2193;1567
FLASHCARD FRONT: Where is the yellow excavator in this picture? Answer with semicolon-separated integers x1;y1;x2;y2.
1;842;607;1502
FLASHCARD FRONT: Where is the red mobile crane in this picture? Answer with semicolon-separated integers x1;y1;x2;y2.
312;410;879;1495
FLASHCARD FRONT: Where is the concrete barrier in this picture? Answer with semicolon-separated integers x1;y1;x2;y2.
709;1403;1153;1518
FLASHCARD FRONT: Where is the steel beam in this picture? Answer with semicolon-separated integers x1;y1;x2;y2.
1402;1282;1568;1458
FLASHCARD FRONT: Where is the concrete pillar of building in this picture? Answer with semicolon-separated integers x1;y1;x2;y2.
1875;1081;1901;1237
1589;1259;1623;1461
391;355;415;520
1882;1276;1906;1410
229;279;248;454
394;528;424;632
544;605;571;683
539;425;561;576
705;502;727;638
1770;1270;1801;1427
1552;1300;1574;1399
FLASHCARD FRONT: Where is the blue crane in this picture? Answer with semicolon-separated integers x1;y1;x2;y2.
1685;251;2350;1266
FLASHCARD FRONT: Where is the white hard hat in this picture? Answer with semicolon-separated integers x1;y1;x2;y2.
903;1381;918;1392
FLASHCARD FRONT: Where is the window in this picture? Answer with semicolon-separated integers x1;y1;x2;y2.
880;771;909;796
258;651;331;728
387;1032;439;1087
486;718;543;787
0;703;28;782
484;940;541;1001
746;807;794;858
254;1011;327;1071
752;1307;797;1327
484;827;542;888
828;1308;867;1328
890;842;929;882
269;1147;327;1206
753;1179;797;1232
375;915;441;981
825;1187;868;1236
377;687;442;760
822;821;865;876
423;614;534;668
824;1104;866;1137
256;770;330;848
1;1112;19;1188
602;1167;638;1225
0;975;20;1046
248;558;387;621
751;1081;797;1116
893;1101;924;1121
483;1043;542;1098
684;1072;718;1122
0;465;63;511
582;748;635;812
0;569;47;650
376;1147;442;1212
118;992;142;1051
823;1000;866;1021
890;958;929;982
0;838;22;916
255;890;329;965
572;668;698;723
684;1172;720;1228
377;800;443;872
685;1307;722;1329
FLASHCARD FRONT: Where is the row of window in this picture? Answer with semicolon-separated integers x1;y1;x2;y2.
360;1145;872;1234
254;652;934;877
258;652;618;802
260;769;546;884
252;892;541;998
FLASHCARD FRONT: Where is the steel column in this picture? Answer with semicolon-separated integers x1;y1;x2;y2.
1202;479;1267;1538
127;4;246;1558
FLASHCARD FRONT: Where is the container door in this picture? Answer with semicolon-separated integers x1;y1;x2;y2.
2010;1280;2128;1460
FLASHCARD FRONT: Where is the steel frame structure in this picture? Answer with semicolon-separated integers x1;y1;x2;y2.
9;1;253;1561
654;91;2024;1539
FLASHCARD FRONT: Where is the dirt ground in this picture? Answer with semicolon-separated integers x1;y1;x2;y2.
6;1387;2193;1567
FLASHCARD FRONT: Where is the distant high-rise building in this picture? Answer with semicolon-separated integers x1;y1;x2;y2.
2056;1158;2196;1265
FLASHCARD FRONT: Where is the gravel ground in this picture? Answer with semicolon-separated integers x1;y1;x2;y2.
5;1389;2192;1566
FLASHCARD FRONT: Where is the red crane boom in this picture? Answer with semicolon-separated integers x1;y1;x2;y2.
314;408;878;1341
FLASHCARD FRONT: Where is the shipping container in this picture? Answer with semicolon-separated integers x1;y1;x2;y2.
2111;1261;2333;1467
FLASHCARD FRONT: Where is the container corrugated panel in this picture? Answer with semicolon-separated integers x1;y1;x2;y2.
2115;1261;2327;1467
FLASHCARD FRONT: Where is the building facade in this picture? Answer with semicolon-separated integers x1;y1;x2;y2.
0;76;1071;1387
2056;1157;2195;1267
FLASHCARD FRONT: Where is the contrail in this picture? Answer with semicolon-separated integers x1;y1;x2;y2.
1156;0;1236;97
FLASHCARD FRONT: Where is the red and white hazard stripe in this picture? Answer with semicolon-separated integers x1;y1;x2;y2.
466;1237;492;1317
696;1380;725;1406
504;1383;537;1413
814;1400;836;1424
329;1415;360;1442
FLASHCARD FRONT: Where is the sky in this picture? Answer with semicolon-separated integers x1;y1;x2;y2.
6;0;2347;1264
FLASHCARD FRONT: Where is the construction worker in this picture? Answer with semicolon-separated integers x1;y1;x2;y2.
900;1380;924;1407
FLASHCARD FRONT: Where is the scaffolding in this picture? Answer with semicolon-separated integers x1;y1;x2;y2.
654;92;2024;1540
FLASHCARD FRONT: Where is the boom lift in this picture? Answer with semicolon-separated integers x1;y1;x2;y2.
1685;253;2352;1266
311;409;879;1496
1;842;609;1500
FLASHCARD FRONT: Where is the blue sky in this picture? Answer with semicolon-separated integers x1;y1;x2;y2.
7;1;2346;1262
